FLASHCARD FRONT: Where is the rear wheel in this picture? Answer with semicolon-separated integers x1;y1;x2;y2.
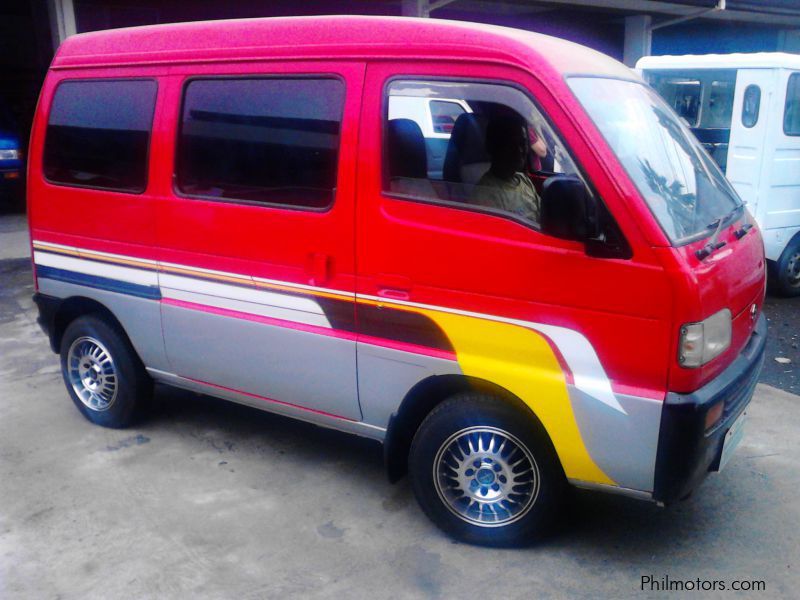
773;238;800;297
409;393;564;547
59;314;152;428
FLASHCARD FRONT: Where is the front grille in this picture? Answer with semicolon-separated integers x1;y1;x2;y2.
721;327;763;422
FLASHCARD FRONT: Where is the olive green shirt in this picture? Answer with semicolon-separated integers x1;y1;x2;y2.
471;171;541;224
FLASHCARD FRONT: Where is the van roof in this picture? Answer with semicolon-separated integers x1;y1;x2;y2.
52;15;635;81
637;52;800;71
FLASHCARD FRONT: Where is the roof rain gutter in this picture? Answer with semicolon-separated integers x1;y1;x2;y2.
652;0;726;31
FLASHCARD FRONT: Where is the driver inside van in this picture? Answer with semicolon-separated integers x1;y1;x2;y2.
470;113;541;223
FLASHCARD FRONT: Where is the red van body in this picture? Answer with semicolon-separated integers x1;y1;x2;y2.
28;16;766;545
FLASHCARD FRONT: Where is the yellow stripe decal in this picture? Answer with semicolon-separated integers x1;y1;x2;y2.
360;297;614;485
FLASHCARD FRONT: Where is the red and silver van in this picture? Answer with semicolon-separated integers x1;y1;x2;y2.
28;16;766;546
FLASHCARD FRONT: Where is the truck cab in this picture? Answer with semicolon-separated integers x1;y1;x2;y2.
638;53;800;296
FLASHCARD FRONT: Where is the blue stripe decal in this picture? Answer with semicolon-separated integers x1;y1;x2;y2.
36;265;161;300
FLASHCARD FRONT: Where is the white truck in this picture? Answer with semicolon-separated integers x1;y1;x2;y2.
638;53;800;296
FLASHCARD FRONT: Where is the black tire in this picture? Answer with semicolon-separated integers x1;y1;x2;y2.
59;314;152;428
409;393;564;547
772;237;800;297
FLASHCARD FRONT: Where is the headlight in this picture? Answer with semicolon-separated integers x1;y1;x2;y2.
678;308;732;368
0;149;21;160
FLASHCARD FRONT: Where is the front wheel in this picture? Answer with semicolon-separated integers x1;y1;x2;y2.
409;393;564;547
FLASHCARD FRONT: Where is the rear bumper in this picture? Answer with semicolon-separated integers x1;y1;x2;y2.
653;312;766;504
33;292;61;353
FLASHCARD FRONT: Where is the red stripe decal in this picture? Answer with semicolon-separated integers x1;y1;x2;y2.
162;297;358;341
610;382;665;401
184;376;357;422
357;333;457;361
161;297;457;362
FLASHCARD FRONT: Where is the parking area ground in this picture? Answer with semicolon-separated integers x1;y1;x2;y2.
1;212;799;598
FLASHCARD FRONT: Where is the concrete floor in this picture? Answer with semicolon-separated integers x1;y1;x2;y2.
2;215;799;598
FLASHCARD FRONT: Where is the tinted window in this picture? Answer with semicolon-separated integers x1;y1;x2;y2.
785;73;800;136
176;78;344;209
742;85;761;128
385;79;581;229
44;79;157;192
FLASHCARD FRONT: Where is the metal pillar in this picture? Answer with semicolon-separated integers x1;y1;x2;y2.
401;0;459;18
623;15;652;68
47;0;77;50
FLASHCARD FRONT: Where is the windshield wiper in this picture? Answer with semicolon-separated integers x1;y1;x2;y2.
695;203;743;260
733;207;754;239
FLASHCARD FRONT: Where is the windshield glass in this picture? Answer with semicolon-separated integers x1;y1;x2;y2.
568;77;740;244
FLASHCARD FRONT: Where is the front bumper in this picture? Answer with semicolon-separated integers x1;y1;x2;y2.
653;312;767;504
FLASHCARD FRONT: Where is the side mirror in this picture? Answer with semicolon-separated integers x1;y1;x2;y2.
540;175;600;242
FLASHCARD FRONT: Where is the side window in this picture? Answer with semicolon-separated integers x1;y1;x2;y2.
384;79;580;228
43;79;157;192
705;79;735;129
784;73;800;136
649;75;701;126
176;77;345;209
742;85;761;128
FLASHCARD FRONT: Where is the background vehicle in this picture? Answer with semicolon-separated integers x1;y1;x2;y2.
638;53;800;296
0;98;23;208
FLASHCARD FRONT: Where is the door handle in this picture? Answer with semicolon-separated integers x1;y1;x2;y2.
376;274;412;301
377;287;410;301
307;252;330;286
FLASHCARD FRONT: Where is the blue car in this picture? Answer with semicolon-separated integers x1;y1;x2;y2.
0;102;24;205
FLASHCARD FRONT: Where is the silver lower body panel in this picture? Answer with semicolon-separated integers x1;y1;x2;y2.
147;367;386;442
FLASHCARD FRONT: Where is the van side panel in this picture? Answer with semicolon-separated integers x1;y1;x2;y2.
727;68;775;218
154;63;365;421
37;277;166;369
356;61;672;493
762;69;800;261
28;67;170;371
724;66;800;264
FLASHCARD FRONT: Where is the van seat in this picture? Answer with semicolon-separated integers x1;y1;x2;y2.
388;118;438;198
442;113;489;193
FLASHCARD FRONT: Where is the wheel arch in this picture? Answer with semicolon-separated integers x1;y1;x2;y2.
384;374;556;483
51;296;128;354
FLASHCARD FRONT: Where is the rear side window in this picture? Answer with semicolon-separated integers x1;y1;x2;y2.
44;79;157;192
742;85;761;128
176;77;344;209
784;73;800;136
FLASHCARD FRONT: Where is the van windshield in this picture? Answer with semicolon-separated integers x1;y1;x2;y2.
568;77;740;244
